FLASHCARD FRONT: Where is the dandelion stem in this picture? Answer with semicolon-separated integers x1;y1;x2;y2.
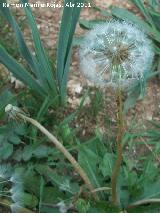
111;88;124;205
5;105;97;200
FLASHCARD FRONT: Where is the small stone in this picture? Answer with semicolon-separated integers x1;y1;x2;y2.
75;83;83;94
45;11;53;18
46;40;54;47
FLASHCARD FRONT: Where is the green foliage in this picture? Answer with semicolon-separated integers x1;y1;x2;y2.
111;1;160;43
0;122;26;160
57;0;84;103
99;153;115;177
15;192;38;208
0;105;160;212
78;147;102;188
0;89;15;118
79;19;105;29
0;15;20;58
0;0;84;103
87;200;120;213
0;0;56;98
0;1;160;212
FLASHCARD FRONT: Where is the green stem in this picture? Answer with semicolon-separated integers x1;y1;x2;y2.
111;88;124;205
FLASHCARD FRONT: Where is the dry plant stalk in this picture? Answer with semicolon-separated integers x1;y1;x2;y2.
111;89;125;205
5;104;97;200
127;198;160;209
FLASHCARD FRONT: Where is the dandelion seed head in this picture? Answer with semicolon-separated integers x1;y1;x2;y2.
79;20;154;88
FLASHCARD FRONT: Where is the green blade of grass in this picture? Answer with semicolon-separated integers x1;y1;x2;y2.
0;90;15;118
0;0;58;97
111;7;160;42
57;0;84;102
79;19;105;29
0;1;43;81
21;0;57;96
130;0;155;27
0;44;46;97
57;1;74;83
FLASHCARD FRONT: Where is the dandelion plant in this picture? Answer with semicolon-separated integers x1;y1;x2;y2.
79;20;154;205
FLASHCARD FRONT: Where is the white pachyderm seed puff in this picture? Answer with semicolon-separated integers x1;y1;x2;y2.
79;20;154;88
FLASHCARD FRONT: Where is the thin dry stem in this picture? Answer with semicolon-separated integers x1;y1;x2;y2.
6;106;97;199
91;187;111;194
127;198;160;209
111;88;125;205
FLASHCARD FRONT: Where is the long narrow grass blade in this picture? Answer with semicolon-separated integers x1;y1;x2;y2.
111;7;160;42
20;0;57;95
57;0;84;101
0;45;45;97
0;0;57;96
0;0;42;80
131;0;155;27
57;1;73;83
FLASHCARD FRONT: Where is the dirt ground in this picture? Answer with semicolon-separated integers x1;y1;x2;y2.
0;1;160;212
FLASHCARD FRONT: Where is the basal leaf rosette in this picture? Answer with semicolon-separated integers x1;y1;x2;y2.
79;20;154;88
